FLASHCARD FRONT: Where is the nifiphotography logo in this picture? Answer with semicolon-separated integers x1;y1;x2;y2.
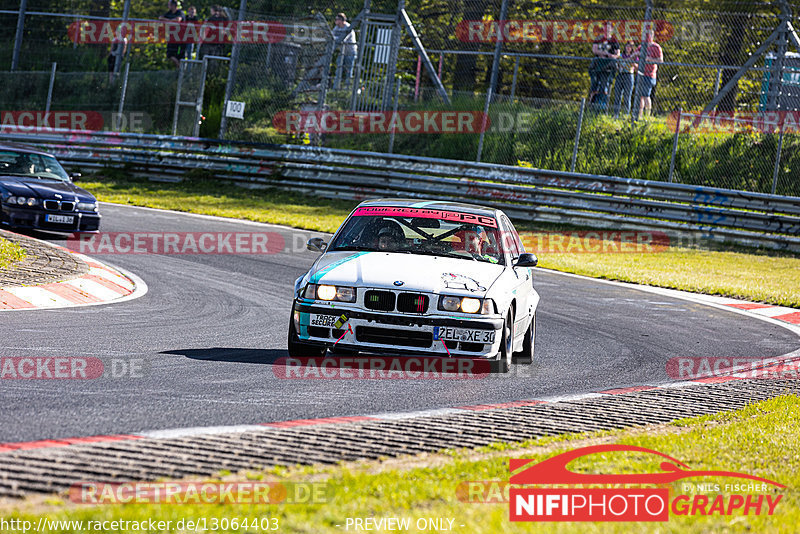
507;444;784;522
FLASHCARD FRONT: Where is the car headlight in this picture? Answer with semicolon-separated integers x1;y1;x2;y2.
6;196;37;206
438;296;495;315
76;201;97;212
461;298;481;314
439;296;461;312
303;283;356;303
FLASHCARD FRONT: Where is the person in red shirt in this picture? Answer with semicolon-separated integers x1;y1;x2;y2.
635;29;663;119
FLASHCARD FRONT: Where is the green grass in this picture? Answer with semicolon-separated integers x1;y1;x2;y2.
529;236;800;308
80;174;800;308
0;236;26;270
82;175;355;233
3;395;798;533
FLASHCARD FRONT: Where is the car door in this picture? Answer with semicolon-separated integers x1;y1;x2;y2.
499;213;530;343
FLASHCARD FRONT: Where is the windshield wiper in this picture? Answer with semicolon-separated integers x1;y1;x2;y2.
328;245;376;252
408;249;473;260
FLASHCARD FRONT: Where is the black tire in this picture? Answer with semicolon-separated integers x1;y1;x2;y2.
287;306;327;358
494;310;514;373
513;313;535;365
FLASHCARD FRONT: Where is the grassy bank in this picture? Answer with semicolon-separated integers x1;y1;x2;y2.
0;236;26;270
4;395;797;533
81;175;800;308
540;247;800;308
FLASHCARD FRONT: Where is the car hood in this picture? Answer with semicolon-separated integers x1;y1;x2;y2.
309;251;504;296
0;176;94;201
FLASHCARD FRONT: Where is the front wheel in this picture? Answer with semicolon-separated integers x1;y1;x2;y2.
494;310;514;373
287;306;327;358
513;312;535;365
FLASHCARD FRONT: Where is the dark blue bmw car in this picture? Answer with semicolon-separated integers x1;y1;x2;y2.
0;143;100;232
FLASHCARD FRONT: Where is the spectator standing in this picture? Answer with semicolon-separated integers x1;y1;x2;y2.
612;41;636;117
332;13;357;83
160;0;185;68
199;5;229;60
181;6;199;60
588;25;619;111
635;29;663;119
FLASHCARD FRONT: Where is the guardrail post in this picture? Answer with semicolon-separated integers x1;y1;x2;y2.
195;58;209;137
172;61;186;136
219;0;247;139
476;87;492;162
510;55;519;101
713;68;722;99
388;78;401;154
772;128;784;194
668;106;682;183
114;0;131;75
45;62;57;114
570;98;586;173
487;0;509;97
117;63;130;127
11;0;27;71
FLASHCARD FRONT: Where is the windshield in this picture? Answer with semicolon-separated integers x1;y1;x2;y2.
0;150;70;181
328;207;506;265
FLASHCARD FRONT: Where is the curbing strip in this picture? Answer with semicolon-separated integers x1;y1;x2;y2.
0;231;146;311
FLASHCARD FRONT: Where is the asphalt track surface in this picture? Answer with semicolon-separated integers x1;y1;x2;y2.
1;204;798;442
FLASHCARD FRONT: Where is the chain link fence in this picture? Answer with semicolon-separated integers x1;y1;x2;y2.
2;0;800;196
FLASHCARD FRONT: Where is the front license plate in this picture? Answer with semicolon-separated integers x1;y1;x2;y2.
45;214;74;224
434;326;495;344
309;314;339;328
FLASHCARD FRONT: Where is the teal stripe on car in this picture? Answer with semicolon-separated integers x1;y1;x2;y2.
309;252;370;284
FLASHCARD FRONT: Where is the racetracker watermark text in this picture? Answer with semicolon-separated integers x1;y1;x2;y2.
669;111;800;134
273;356;492;379
68;20;285;44
456;20;674;43
0;357;146;380
0;111;150;133
273;111;488;134
666;357;800;380
70;481;328;504
67;232;286;255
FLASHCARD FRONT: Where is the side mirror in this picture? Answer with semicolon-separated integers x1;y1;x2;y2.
514;253;538;268
307;237;327;253
70;172;82;181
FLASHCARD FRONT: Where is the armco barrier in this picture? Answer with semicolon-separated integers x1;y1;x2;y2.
1;130;799;251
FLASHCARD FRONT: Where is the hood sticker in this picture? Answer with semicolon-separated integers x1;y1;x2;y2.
442;273;486;292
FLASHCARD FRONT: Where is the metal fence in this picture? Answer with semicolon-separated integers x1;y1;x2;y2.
2;0;800;197
0;128;797;251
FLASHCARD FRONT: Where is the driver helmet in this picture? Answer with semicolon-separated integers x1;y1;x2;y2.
374;220;404;251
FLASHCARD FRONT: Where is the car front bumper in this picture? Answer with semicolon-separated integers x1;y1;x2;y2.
1;206;100;232
293;301;504;358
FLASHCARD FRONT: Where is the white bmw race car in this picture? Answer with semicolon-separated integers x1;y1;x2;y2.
289;199;540;372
